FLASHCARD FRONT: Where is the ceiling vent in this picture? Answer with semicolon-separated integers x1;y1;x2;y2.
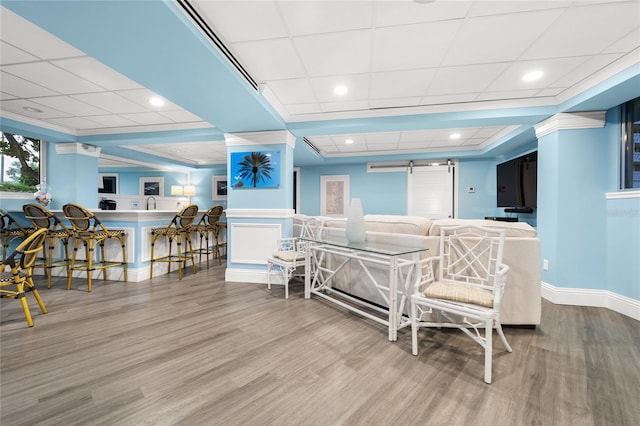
176;0;258;91
303;137;321;155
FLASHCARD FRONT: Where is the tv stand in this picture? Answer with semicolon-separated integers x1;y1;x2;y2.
504;207;534;214
485;216;518;222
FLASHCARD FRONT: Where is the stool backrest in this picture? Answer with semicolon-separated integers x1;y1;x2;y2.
204;205;224;227
62;203;102;232
175;205;199;230
23;203;69;232
4;228;47;270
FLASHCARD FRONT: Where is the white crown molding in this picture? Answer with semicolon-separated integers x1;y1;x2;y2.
224;130;296;148
225;208;295;219
534;111;606;138
541;281;640;321
55;142;101;157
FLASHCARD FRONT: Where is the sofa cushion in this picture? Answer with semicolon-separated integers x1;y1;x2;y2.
364;215;432;236
429;219;537;237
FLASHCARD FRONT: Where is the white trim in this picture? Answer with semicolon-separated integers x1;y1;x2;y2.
225;208;294;219
541;281;640;321
55;142;101;157
0;192;32;200
225;268;269;284
534;111;606;138
224;130;296;148
294;166;301;213
606;190;640;199
229;223;281;264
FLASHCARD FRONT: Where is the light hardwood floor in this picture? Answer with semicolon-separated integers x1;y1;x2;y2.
1;265;639;426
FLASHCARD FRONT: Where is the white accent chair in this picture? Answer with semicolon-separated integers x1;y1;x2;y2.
266;215;324;299
410;224;512;384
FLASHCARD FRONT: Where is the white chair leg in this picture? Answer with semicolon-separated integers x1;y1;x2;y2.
266;262;273;290
283;267;291;299
411;300;419;356
495;322;512;352
484;319;493;384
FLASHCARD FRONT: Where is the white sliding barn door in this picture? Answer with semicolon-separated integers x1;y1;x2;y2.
407;165;454;218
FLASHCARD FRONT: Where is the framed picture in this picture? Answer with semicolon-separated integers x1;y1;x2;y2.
213;175;227;200
98;173;118;194
230;151;280;189
139;177;164;196
320;175;349;217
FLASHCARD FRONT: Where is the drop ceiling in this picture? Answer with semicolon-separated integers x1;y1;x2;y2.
0;0;639;168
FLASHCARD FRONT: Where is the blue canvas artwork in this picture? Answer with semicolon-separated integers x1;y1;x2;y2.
230;151;280;189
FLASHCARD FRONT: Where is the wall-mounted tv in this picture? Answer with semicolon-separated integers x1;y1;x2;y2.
496;151;537;209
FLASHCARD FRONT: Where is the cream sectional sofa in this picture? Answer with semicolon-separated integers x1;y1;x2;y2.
297;214;541;326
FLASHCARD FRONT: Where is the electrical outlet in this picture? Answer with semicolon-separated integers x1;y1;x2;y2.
543;259;549;270
467;186;475;193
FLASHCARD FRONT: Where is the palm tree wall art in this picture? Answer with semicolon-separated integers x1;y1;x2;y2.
230;151;280;189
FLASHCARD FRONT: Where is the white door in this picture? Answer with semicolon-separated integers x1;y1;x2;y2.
407;165;454;218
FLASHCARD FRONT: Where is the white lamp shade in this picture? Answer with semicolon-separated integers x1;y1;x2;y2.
183;185;196;196
171;185;183;196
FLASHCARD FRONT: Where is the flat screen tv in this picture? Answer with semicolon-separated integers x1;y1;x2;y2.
496;151;537;209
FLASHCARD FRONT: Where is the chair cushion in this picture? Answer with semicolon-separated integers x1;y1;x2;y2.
273;251;304;262
424;280;494;308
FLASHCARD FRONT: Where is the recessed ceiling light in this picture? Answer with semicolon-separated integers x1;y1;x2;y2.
334;85;348;96
522;70;544;82
345;138;354;145
149;96;165;107
449;133;461;140
23;106;43;113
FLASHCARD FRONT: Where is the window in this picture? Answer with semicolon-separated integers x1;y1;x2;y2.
621;97;640;189
98;173;119;194
0;132;41;193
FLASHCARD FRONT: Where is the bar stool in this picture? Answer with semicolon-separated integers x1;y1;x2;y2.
62;203;128;292
23;203;73;288
194;205;224;268
149;205;198;280
0;228;48;327
1;209;33;264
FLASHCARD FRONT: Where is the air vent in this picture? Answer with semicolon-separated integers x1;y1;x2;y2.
176;0;258;91
303;137;321;155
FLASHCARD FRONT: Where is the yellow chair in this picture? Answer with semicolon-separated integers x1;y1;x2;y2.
1;209;33;264
194;205;224;268
0;228;48;327
150;205;198;280
23;203;73;289
63;203;128;292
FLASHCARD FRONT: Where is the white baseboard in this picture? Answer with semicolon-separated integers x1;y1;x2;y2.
542;281;640;321
225;268;270;284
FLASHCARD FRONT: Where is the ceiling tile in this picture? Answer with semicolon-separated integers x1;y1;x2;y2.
427;63;510;96
0;7;85;60
3;62;105;94
375;1;471;27
309;74;369;103
195;1;288;43
468;1;572;17
521;2;640;60
71;92;149;114
370;69;436;99
320;100;369;113
0;41;38;65
84;114;138;127
294;30;371;76
158;110;206;123
474;89;541;102
124;112;175;126
369;97;422;109
30;95;110;116
0;91;17;101
52;57;143;91
284;103;322;115
441;9;564;66
117;89;184;112
0;71;58;98
231;39;306;80
278;1;373;36
45;116;106;130
265;79;316;105
1;98;70;118
372;21;462;72
486;57;587;92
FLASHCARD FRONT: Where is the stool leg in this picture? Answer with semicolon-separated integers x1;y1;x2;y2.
86;239;94;293
120;235;127;282
150;233;156;279
68;238;81;290
16;282;34;327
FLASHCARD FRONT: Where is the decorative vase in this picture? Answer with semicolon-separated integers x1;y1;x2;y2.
346;198;366;243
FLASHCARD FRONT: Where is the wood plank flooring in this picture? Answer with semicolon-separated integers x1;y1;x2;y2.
1;265;639;426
